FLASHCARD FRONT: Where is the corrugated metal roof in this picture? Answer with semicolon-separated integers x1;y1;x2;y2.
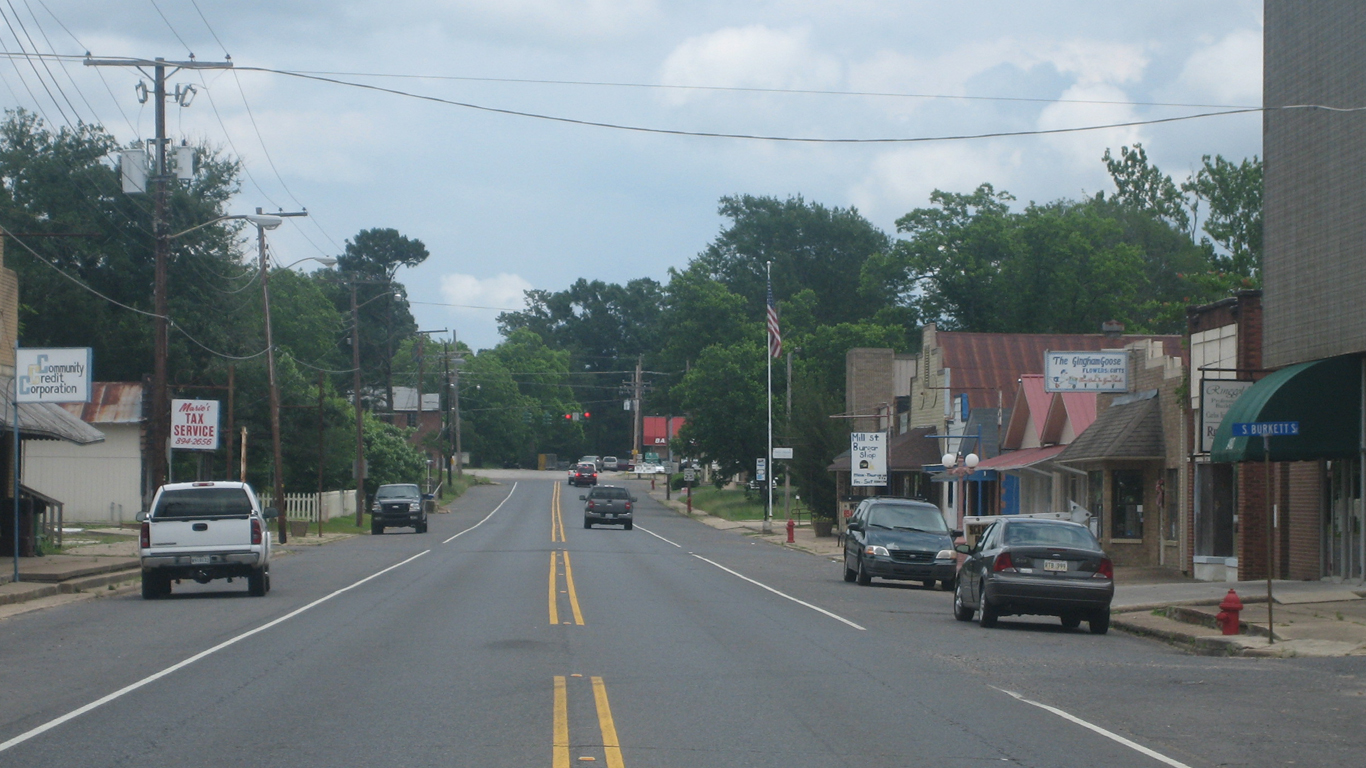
58;381;143;424
0;376;106;444
938;331;1181;410
973;444;1066;471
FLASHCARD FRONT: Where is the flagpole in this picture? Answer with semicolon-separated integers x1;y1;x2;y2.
765;261;773;534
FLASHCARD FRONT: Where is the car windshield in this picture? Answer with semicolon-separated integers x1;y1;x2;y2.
152;487;253;519
1004;521;1099;549
592;487;629;499
866;503;948;532
376;485;420;499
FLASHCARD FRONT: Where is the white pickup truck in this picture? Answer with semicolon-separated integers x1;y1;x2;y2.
137;481;278;599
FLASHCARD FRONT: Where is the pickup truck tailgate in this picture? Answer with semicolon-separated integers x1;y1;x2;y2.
147;517;255;552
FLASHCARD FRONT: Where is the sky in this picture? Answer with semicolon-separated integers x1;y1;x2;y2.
2;1;1263;351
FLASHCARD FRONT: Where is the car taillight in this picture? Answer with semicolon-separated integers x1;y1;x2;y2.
588;501;595;510
140;521;150;549
251;518;262;545
625;502;631;511
993;551;1017;573
1094;557;1114;579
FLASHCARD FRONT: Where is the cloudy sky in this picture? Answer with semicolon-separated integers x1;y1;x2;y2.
4;1;1262;350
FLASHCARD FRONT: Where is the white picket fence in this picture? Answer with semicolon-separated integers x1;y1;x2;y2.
258;490;358;523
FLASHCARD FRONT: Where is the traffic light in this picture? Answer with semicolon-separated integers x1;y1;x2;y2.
582;411;591;419
564;413;573;421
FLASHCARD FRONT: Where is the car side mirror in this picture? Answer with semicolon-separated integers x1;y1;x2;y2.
954;543;972;555
135;510;148;522
263;507;279;520
847;520;862;531
422;493;434;500
951;529;964;538
579;495;586;500
630;497;637;502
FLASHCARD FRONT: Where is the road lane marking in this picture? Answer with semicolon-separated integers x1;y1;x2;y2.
551;483;566;542
995;688;1194;768
591;677;625;768
562;551;585;626
444;481;518;543
634;524;680;548
549;551;561;626
553;676;570;768
0;549;431;754
689;553;865;631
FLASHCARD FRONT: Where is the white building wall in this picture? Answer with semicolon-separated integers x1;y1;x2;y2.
24;424;142;522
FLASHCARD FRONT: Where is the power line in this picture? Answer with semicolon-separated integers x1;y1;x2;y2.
279;68;1261;111
242;66;1264;144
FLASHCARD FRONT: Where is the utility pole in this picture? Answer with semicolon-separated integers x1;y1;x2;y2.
453;353;463;478
316;370;325;537
85;55;232;496
632;356;643;462
351;284;365;526
414;329;448;493
256;208;307;543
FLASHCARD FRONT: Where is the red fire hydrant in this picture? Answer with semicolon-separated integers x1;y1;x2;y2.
786;518;795;543
1215;589;1244;635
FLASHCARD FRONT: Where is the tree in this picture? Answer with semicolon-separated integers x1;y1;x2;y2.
337;227;430;278
1102;143;1192;235
693;194;892;326
1183;154;1263;280
674;341;766;479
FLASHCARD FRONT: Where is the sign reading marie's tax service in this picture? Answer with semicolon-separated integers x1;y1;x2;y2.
171;399;220;451
16;348;92;403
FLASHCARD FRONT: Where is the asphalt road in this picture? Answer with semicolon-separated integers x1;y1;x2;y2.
1;471;1363;767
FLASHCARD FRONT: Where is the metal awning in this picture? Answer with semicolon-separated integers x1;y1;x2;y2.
0;377;106;444
1210;355;1360;463
972;444;1067;472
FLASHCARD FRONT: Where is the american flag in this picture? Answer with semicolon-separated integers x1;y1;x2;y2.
767;277;781;358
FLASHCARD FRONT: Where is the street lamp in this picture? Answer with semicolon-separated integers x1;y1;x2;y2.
247;208;309;543
941;451;980;529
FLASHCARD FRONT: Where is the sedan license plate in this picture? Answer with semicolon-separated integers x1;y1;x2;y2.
190;555;211;565
1043;559;1068;573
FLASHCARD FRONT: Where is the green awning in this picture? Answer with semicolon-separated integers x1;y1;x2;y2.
1210;355;1361;462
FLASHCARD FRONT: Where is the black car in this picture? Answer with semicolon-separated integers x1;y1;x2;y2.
582;485;634;529
842;498;958;589
952;517;1113;634
370;483;428;535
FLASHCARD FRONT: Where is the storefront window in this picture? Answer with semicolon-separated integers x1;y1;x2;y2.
1112;469;1144;539
1087;470;1104;536
1165;468;1179;541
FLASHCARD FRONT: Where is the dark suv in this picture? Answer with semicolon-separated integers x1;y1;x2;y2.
371;483;427;534
582;485;634;529
843;497;959;589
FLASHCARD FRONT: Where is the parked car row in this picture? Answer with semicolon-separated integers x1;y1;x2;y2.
842;497;1114;635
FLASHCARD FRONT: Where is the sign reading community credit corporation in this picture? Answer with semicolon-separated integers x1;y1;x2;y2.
15;348;92;403
171;398;220;451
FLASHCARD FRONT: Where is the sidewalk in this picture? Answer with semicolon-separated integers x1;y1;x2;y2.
647;489;1366;657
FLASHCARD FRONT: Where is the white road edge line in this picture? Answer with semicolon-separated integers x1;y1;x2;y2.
634;524;680;548
0;549;432;755
443;482;518;543
995;687;1194;768
689;553;865;631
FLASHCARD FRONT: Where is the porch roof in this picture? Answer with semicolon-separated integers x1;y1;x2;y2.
0;376;106;444
1055;390;1164;463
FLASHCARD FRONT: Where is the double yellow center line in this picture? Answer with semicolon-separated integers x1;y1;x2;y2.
548;550;585;626
554;675;624;768
551;481;567;542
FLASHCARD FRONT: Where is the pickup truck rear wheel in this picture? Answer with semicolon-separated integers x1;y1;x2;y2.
371;521;383;535
624;521;633;530
248;567;267;597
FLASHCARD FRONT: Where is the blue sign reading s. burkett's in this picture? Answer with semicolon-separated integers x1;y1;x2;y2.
1231;421;1301;437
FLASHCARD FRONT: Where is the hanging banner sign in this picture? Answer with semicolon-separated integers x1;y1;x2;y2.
755;457;767;482
15;348;92;403
1200;378;1253;453
850;431;887;487
1044;350;1129;393
171;398;221;450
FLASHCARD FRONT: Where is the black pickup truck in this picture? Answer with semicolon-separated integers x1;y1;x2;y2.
370;483;428;534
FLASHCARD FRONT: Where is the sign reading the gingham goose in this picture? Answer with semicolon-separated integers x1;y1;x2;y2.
1044;350;1129;393
15;348;92;403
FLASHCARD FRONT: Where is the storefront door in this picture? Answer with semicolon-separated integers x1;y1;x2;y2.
1195;462;1235;558
1325;460;1364;582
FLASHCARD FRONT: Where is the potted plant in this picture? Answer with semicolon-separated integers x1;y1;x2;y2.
811;511;835;538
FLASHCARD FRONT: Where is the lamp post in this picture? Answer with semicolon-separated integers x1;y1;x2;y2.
941;450;980;530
